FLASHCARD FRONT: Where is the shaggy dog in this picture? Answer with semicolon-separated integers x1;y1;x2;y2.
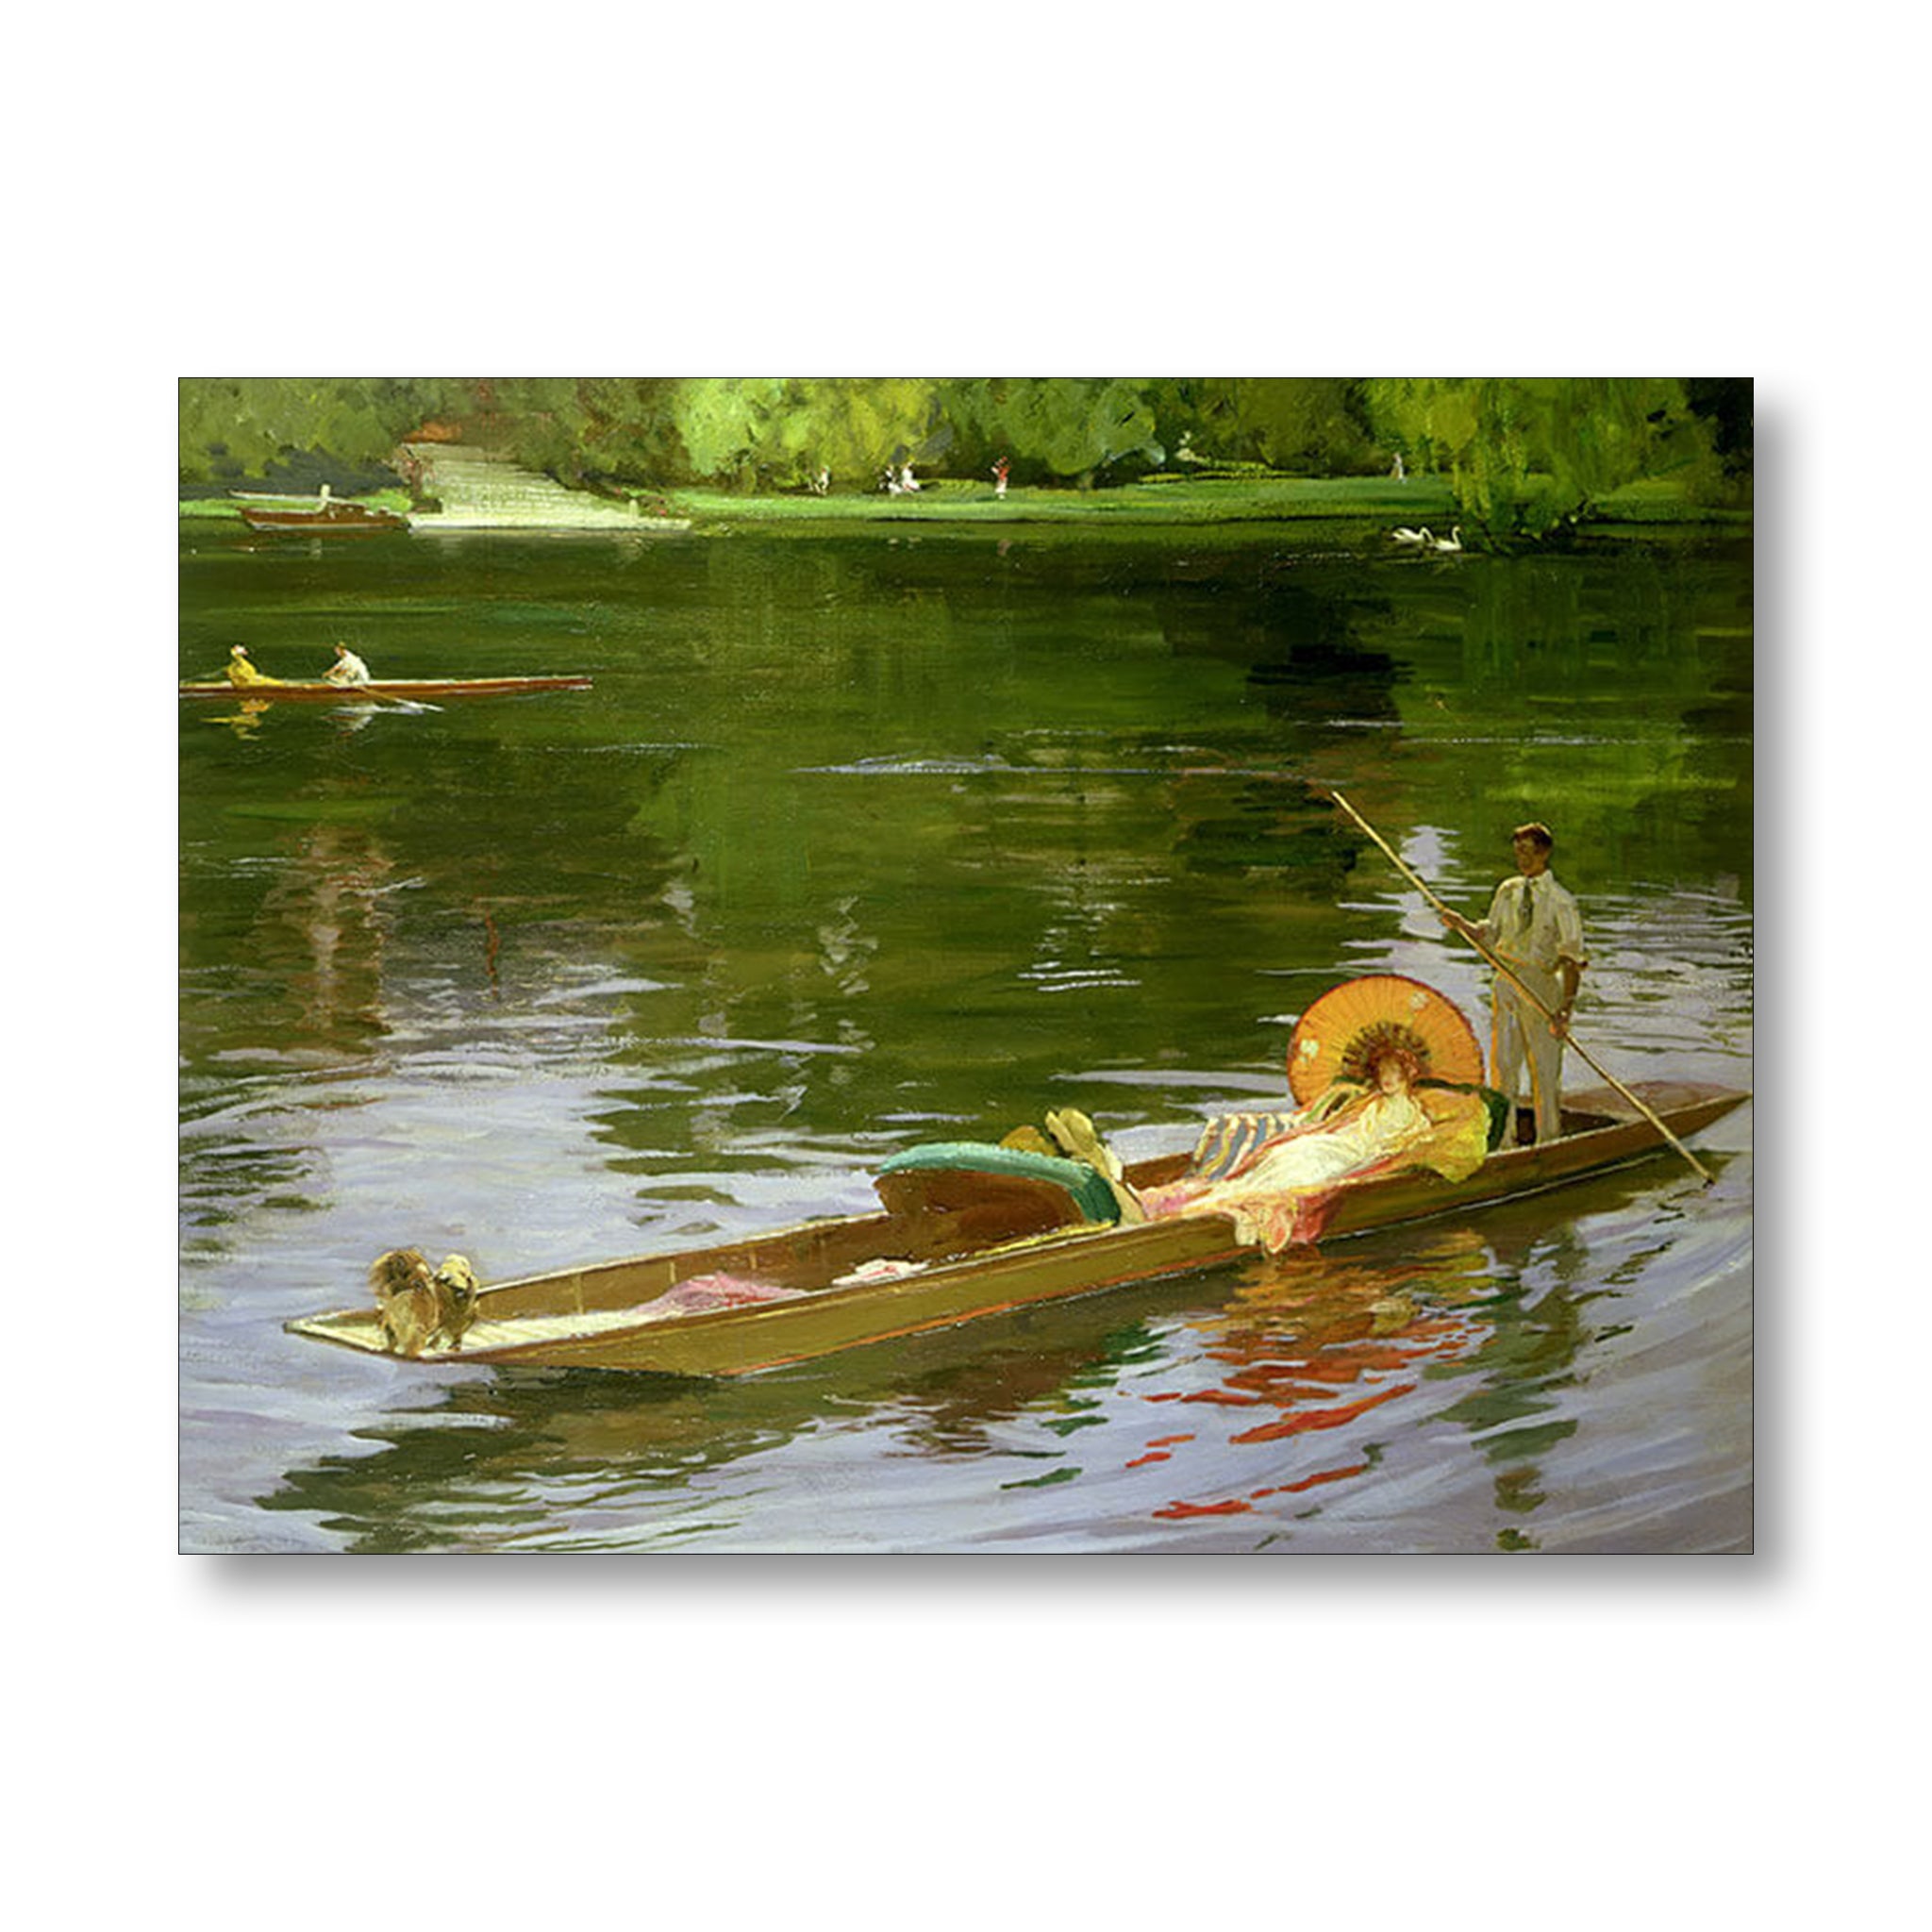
429;1254;481;1350
369;1249;483;1355
369;1248;441;1357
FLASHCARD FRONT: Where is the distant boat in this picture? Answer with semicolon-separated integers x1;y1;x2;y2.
237;499;407;536
178;675;592;702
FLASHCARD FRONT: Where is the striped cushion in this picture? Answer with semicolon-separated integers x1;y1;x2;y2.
1188;1110;1301;1183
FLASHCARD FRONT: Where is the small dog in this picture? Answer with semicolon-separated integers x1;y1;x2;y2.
369;1248;441;1357
429;1254;481;1351
369;1249;483;1355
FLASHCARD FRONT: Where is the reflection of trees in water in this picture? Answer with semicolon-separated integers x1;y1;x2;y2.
257;821;398;1047
180;819;401;1239
679;535;1397;913
408;539;1502;1151
1341;541;1755;892
178;1131;329;1248
612;552;1411;1132
179;814;402;1081
1420;1222;1601;1551
1420;1197;1699;1550
259;1373;811;1553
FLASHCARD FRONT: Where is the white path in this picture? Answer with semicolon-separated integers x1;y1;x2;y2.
403;442;690;531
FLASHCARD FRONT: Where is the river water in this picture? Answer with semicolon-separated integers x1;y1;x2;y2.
178;518;1752;1553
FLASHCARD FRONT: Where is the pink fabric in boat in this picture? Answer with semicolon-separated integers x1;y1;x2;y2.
634;1272;808;1323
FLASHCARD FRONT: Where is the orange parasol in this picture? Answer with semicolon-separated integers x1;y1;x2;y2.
1287;974;1484;1105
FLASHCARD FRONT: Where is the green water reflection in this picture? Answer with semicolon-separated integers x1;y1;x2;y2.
180;523;1751;1552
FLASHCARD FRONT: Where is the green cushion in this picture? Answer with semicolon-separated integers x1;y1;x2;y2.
876;1142;1121;1224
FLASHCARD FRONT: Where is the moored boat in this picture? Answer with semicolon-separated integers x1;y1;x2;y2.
287;1078;1746;1379
238;500;407;534
178;675;592;702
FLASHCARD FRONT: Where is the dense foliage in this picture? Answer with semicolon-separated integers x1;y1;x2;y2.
179;376;1750;535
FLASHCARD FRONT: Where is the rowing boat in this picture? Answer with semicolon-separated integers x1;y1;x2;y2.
287;1079;1746;1378
238;502;407;534
178;675;592;702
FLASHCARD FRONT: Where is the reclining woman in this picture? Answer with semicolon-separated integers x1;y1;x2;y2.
1141;1043;1491;1253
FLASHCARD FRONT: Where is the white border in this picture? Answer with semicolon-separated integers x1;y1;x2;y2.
15;8;1908;1921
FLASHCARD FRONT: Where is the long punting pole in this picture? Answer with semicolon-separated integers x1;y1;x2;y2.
1324;789;1714;1186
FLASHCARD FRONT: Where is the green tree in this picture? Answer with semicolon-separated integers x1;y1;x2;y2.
1225;379;1375;473
488;378;685;489
665;378;788;487
1684;378;1753;476
178;377;458;483
178;375;1746;527
1361;377;1731;537
938;378;1162;485
659;378;939;489
1138;378;1243;465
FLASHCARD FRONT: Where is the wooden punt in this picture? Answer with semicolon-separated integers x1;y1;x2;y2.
287;1080;1747;1379
178;675;592;702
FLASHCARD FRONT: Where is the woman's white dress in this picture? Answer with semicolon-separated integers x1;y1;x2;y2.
1157;1089;1434;1252
1214;1090;1427;1193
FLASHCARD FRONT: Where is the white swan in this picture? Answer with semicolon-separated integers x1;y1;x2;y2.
1391;525;1430;546
1431;525;1464;553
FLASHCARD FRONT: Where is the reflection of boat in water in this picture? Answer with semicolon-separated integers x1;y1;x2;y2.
177;675;592;702
237;499;407;535
289;1080;1745;1378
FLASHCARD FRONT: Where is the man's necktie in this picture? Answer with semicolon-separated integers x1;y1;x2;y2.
1520;879;1535;935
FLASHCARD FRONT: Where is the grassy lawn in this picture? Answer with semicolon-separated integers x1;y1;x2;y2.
178;473;1745;532
660;474;1460;527
1591;478;1751;525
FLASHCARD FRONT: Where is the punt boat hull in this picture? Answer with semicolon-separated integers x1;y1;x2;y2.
287;1081;1747;1379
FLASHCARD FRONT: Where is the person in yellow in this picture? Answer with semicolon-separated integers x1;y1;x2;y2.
225;644;283;688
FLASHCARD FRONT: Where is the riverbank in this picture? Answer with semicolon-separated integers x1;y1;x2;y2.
178;473;1747;534
663;474;1460;527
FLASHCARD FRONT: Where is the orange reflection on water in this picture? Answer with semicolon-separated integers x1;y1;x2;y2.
1229;1377;1418;1444
1135;1229;1499;1524
1155;1459;1373;1519
1248;1462;1369;1500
